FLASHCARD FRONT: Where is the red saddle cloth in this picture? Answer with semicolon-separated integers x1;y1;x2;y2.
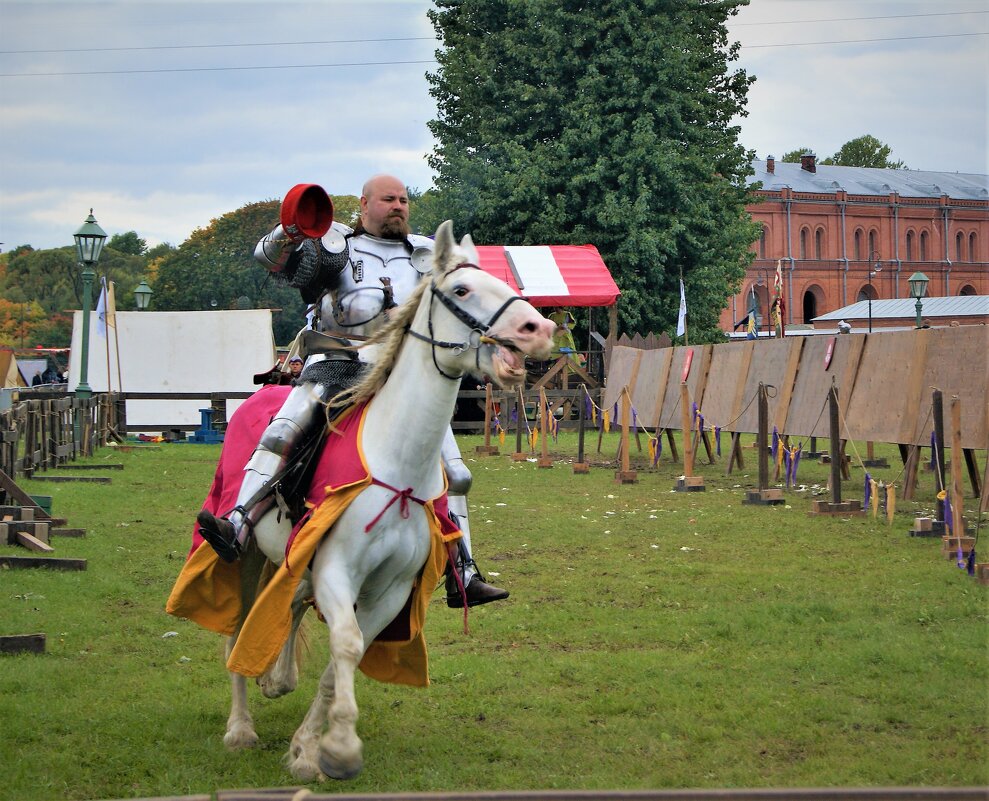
166;384;461;687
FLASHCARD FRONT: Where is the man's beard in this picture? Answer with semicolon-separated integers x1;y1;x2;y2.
378;214;411;240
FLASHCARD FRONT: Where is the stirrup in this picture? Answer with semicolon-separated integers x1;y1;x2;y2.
445;560;509;608
196;509;241;563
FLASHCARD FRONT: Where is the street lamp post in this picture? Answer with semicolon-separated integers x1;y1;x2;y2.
134;280;153;310
73;210;107;399
908;271;929;329
867;251;882;333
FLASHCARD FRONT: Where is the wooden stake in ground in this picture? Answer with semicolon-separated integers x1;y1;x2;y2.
574;386;589;474
537;387;553;468
614;389;637;484
810;382;863;516
743;382;783;505
674;382;703;492
512;390;526;462
475;382;499;455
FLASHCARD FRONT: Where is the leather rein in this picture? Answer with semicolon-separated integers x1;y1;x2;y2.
406;262;528;381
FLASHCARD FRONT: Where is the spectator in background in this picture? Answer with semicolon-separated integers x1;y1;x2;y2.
287;355;304;381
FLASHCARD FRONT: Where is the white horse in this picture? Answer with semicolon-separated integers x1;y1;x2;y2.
222;221;555;781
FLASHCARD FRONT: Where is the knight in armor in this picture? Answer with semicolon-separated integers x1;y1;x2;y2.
196;175;509;608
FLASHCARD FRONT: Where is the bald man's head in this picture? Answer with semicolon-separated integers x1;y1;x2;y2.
360;174;410;239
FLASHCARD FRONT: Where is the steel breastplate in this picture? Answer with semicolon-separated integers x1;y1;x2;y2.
318;233;432;341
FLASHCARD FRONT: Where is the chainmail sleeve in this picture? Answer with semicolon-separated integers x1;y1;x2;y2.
281;239;350;304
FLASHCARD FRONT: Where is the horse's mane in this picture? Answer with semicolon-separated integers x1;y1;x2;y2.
327;277;431;412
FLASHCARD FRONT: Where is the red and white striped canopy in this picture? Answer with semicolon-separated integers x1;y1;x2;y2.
474;245;620;308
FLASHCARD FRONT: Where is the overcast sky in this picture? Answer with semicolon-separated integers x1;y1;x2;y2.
0;0;986;252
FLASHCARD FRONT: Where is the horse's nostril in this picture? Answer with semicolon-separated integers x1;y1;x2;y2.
521;321;537;334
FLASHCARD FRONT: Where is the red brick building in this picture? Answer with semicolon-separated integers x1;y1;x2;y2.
720;154;989;333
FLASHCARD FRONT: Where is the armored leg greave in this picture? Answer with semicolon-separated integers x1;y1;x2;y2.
441;428;509;607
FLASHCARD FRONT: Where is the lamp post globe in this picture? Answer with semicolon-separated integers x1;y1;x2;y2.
73;209;107;399
908;271;929;329
134;280;153;310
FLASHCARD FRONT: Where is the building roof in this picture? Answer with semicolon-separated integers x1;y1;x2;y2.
814;295;989;322
475;244;620;307
748;160;989;201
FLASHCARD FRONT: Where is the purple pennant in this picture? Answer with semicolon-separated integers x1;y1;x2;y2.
698;413;704;435
510;406;518;424
930;431;936;469
657;436;663;461
715;426;721;456
632;407;639;434
791;444;802;485
771;427;779;462
783;448;792;488
584;395;592;426
613;402;619;426
863;472;872;510
692;402;699;427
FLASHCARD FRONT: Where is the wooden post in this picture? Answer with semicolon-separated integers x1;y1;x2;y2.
573;388;589;474
829;384;842;505
743;383;783;504
811;383;863;516
615;389;637;483
512;391;527;462
674;382;703;492
681;383;694;476
476;383;499;455
950;396;965;536
537;387;553;468
932;390;947;531
726;432;745;475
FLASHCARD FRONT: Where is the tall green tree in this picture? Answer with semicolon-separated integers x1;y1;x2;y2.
425;0;759;339
821;135;906;169
781;136;906;169
780;148;812;163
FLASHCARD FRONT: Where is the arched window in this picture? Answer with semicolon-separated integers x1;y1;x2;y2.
920;230;929;262
799;228;809;260
906;230;915;261
868;230;878;257
956;232;965;262
970;232;978;261
853;229;863;261
856;286;877;303
959;284;977;296
814;228;824;260
802;286;825;325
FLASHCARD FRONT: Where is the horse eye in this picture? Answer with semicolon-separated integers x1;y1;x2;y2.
453;286;469;298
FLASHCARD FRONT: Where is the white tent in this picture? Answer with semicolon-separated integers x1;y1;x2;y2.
69;309;276;429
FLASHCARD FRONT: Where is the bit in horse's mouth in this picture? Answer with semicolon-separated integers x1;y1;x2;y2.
492;344;525;379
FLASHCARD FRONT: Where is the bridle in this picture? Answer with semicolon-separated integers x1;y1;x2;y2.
407;262;528;381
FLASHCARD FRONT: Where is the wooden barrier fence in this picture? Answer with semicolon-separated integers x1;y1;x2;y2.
0;387;604;480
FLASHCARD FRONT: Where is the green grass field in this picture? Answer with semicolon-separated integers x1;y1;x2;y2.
1;432;986;800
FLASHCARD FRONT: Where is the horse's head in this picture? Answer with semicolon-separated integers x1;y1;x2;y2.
420;221;556;388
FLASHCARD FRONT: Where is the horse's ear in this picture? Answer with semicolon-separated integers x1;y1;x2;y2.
459;233;480;266
433;220;455;274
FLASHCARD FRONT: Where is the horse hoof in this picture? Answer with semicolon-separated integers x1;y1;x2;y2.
318;753;363;780
223;728;259;751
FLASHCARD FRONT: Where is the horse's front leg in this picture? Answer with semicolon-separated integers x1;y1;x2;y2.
318;597;365;780
224;635;259;750
286;657;336;782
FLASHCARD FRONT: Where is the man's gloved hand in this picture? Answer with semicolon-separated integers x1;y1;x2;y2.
280;184;334;243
